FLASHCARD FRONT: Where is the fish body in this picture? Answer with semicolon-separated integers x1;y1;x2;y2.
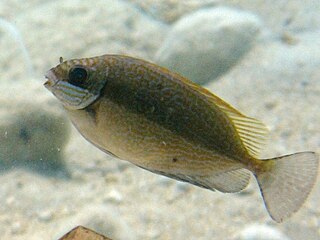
45;54;318;222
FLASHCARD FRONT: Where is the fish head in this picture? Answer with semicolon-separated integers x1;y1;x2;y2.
44;57;108;110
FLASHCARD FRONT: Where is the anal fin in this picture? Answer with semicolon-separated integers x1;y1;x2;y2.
139;166;251;193
204;168;251;193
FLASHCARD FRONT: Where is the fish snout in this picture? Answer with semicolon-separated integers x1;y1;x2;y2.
44;70;59;90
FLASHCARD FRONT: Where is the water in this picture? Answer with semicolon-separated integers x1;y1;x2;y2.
0;1;319;239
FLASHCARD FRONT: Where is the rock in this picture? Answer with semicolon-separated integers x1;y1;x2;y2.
59;226;113;240
235;224;291;240
155;7;262;85
221;0;320;33
11;221;25;235
128;0;218;23
55;205;137;240
103;189;123;204
174;181;190;194
128;1;320;33
37;210;54;222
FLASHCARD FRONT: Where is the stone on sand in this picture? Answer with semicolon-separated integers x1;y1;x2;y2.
59;226;113;240
56;206;137;240
155;7;262;85
235;224;291;240
128;0;218;23
128;0;320;33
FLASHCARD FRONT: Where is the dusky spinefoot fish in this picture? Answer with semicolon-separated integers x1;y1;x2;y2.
44;54;319;222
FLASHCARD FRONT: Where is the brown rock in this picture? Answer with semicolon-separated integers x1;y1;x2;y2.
58;226;113;240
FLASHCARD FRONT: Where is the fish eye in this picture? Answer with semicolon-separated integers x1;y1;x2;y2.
68;66;88;87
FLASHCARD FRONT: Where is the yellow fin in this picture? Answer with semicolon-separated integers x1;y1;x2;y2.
181;78;269;158
216;103;269;157
204;91;269;158
226;112;269;157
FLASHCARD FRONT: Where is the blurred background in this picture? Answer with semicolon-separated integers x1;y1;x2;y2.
0;1;319;239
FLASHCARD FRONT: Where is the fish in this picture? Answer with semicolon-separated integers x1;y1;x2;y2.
44;54;319;222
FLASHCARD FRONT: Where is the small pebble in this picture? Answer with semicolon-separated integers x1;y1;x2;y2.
104;189;123;203
175;181;190;193
5;196;15;205
236;224;291;240
37;210;53;222
11;221;23;235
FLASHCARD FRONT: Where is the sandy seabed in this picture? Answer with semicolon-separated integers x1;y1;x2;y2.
0;1;319;239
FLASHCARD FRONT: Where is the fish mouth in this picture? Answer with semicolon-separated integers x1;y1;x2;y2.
44;70;59;90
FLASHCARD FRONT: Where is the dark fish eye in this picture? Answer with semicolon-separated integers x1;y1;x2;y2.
68;66;88;87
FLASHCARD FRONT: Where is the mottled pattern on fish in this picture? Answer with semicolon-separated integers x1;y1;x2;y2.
45;54;318;222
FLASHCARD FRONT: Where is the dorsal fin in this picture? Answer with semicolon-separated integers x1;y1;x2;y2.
177;76;269;158
203;89;269;158
224;111;269;158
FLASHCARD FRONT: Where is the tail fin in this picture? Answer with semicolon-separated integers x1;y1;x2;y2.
255;152;319;222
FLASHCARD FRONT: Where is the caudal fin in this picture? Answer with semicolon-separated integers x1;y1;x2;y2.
255;152;319;222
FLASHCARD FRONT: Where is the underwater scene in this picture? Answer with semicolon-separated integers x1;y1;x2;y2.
0;1;319;239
